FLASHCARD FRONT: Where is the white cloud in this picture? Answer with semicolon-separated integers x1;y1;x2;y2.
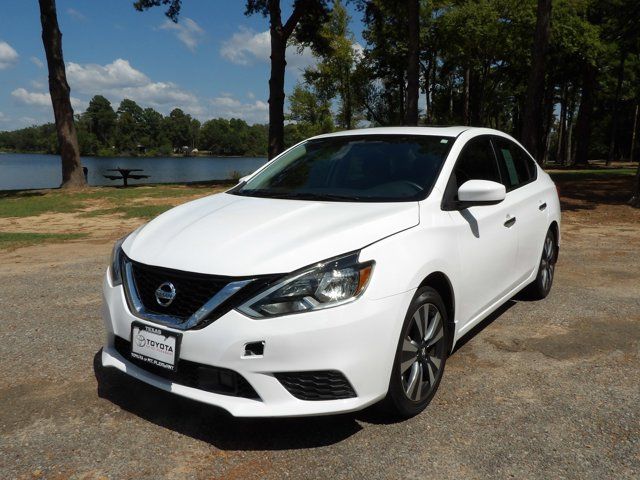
64;58;202;115
67;8;87;21
220;27;315;72
11;88;51;107
0;112;8;123
11;88;86;111
159;17;205;51
30;56;44;68
0;41;19;69
210;95;268;123
66;58;149;91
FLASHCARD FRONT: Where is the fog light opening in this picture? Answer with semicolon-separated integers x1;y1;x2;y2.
243;341;265;358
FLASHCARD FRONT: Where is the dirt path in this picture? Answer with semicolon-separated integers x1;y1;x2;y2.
0;181;638;479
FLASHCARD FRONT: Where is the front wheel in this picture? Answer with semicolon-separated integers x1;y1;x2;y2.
383;286;450;418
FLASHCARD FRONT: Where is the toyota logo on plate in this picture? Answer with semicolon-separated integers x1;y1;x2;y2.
155;281;176;307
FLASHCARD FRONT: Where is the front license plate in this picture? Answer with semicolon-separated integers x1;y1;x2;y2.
130;322;181;372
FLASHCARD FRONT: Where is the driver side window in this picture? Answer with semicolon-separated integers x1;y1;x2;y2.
442;136;501;210
453;137;501;189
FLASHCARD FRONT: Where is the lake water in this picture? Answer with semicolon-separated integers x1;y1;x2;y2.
0;153;268;190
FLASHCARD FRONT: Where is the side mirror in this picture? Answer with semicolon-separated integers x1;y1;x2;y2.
457;180;506;207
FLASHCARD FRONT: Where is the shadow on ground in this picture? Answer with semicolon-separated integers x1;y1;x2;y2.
94;299;521;448
94;352;363;450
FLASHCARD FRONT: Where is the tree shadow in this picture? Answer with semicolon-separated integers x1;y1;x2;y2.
0;189;47;199
552;175;635;212
93;352;362;450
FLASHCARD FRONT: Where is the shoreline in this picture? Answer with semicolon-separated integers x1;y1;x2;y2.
0;151;267;159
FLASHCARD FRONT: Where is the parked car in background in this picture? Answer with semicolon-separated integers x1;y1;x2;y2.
101;126;560;418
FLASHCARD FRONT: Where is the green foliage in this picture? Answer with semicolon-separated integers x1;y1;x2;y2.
287;84;335;136
1;95;269;157
302;0;365;129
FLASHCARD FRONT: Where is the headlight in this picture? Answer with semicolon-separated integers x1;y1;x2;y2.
109;235;127;286
238;252;374;318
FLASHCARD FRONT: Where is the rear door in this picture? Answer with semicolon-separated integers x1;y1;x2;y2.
492;137;548;282
443;136;519;329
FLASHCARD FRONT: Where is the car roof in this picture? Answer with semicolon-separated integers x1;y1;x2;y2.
310;126;476;139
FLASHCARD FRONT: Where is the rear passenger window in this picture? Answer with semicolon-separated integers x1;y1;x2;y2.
452;137;501;190
493;138;536;190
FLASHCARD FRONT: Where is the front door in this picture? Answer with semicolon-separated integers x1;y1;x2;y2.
442;136;519;332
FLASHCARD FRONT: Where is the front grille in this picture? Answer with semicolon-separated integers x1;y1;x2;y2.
114;336;260;399
129;259;231;319
275;371;357;401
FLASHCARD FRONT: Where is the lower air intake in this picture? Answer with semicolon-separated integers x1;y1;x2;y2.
274;370;356;401
114;336;260;400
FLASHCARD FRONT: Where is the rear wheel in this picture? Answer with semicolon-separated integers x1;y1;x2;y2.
524;228;558;300
383;286;449;418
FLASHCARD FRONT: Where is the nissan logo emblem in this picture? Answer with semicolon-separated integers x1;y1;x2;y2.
155;281;176;307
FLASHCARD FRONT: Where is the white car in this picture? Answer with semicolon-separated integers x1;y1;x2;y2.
101;127;560;418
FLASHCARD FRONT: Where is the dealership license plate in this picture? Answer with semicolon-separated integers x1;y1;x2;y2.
130;323;181;372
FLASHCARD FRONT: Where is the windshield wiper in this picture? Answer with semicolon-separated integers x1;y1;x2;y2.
274;192;366;202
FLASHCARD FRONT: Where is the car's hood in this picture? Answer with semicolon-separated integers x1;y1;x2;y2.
123;192;419;276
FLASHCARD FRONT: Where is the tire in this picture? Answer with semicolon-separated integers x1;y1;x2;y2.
524;228;558;300
383;286;450;418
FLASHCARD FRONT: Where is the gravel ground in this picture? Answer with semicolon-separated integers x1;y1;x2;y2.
1;186;638;479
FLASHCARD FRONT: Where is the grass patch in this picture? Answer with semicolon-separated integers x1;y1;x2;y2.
79;204;173;219
0;183;225;218
0;232;87;250
0;191;84;217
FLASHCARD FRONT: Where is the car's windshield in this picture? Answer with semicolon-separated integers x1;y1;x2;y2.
232;134;454;202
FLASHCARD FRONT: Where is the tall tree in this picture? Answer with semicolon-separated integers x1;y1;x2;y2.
404;0;419;125
245;0;332;158
303;0;363;129
520;0;552;161
573;64;597;166
84;95;116;145
38;0;85;188
134;0;332;159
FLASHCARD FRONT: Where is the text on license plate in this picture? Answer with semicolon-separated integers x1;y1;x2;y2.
130;323;179;371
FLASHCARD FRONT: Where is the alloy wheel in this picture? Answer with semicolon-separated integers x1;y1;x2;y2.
400;303;446;402
540;233;556;293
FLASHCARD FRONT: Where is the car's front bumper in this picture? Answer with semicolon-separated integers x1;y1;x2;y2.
101;272;414;417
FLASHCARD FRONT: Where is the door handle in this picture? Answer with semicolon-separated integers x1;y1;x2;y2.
504;216;516;228
539;202;547;211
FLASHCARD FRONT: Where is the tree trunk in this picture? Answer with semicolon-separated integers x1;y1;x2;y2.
630;105;639;207
463;66;470;125
565;83;577;165
541;82;555;165
268;27;286;159
630;104;638;163
38;0;85;188
555;81;568;164
520;0;552;162
574;64;597;166
607;52;626;165
404;0;419;125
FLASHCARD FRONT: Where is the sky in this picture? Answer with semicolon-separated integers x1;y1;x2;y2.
0;0;364;130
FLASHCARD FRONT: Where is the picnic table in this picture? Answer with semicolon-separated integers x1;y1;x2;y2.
103;168;149;187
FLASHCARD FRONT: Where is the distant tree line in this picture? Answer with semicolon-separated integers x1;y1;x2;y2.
0;95;270;157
